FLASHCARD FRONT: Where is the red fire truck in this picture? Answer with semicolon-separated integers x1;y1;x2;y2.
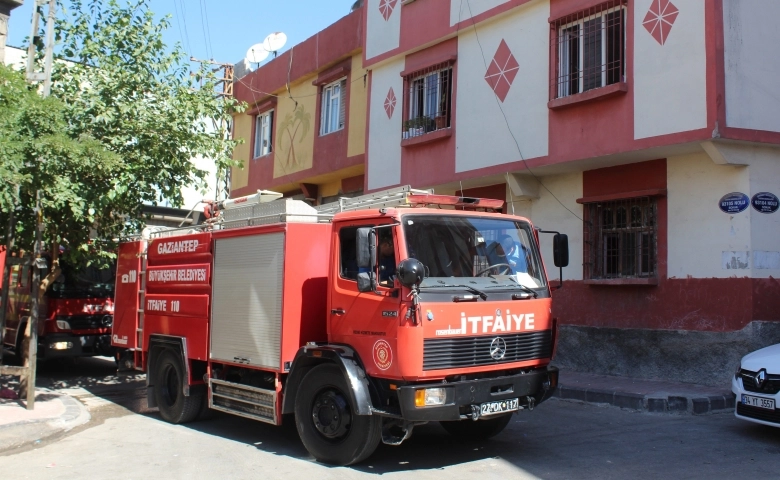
1;251;115;361
112;186;568;465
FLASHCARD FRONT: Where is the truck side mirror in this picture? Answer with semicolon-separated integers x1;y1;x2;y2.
356;227;376;293
553;234;569;268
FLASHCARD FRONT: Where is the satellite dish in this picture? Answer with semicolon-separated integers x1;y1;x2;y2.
262;32;287;57
246;43;269;64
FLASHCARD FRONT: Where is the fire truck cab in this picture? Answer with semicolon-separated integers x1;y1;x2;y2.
112;186;568;465
1;252;115;361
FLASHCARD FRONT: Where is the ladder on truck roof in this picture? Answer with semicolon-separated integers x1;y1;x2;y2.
135;185;503;239
314;185;433;214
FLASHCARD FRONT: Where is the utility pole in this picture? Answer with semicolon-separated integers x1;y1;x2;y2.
7;0;55;410
190;57;234;202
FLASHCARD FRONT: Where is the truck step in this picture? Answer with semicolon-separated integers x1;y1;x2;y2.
208;379;278;425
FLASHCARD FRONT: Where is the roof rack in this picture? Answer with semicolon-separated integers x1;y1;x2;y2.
314;185;433;214
314;185;504;213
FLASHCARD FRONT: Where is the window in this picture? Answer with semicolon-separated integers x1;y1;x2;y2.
338;225;397;286
403;64;452;138
253;110;273;158
320;78;346;135
553;1;625;99
585;198;656;279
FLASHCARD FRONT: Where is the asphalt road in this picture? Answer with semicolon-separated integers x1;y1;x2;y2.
3;357;779;479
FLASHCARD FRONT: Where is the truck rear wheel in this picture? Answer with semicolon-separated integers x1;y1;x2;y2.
294;364;381;465
440;413;513;440
154;350;202;424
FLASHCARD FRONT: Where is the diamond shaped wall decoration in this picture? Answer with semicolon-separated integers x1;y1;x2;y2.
379;0;398;21
484;39;519;103
384;88;396;119
643;0;679;45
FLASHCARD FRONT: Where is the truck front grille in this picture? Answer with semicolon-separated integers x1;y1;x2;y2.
68;315;112;330
423;330;553;371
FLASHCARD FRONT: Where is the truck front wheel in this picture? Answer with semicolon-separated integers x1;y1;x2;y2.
439;413;513;440
154;350;202;424
294;364;381;465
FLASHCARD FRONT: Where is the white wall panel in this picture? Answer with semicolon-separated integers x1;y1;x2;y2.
450;0;509;26
367;58;405;190
723;0;780;133
667;152;750;278
521;172;584;281
455;0;549;173
634;0;707;139
366;0;401;60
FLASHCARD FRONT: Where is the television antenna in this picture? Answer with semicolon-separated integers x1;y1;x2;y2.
262;32;287;58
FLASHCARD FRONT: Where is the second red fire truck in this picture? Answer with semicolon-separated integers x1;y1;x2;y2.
112;186;568;465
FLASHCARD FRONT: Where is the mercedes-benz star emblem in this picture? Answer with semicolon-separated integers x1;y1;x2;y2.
755;369;767;389
490;337;507;360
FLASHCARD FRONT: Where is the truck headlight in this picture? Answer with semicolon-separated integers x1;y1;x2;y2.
415;388;447;407
50;341;73;350
56;320;71;331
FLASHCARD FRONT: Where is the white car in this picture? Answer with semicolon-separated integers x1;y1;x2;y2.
732;343;780;427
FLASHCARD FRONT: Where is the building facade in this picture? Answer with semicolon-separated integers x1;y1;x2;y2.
232;0;780;385
231;7;367;204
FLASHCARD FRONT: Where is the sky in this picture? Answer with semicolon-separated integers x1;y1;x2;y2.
6;0;359;66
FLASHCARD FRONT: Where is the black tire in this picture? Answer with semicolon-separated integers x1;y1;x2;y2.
440;413;513;440
154;350;203;424
294;364;381;465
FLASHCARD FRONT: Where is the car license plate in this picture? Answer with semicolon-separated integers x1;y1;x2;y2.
480;398;519;416
742;394;775;410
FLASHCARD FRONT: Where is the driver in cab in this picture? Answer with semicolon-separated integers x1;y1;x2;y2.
378;235;396;286
488;234;528;275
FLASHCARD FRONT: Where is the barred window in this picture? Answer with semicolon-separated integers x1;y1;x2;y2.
585;198;656;279
552;1;626;99
403;64;452;138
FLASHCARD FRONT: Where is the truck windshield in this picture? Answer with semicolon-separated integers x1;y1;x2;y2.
49;260;116;299
402;215;547;290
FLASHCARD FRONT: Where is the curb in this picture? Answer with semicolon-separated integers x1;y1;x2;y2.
553;385;736;415
0;391;91;452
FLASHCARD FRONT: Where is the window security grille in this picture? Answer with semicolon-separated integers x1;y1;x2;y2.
403;63;452;138
321;78;347;135
585;197;657;279
552;0;626;99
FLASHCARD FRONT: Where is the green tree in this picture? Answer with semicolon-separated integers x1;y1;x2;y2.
0;0;242;289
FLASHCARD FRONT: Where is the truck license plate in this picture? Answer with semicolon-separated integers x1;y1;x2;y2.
480;398;519;416
742;394;775;410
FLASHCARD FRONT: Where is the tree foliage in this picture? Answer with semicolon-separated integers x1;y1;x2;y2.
0;0;242;270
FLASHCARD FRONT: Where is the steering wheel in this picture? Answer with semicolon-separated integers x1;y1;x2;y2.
476;263;512;276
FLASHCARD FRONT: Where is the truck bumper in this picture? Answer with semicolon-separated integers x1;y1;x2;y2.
38;334;113;359
396;366;558;422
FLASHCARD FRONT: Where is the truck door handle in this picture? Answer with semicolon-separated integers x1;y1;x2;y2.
331;308;346;315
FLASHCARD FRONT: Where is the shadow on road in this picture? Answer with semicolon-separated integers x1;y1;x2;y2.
6;356;780;477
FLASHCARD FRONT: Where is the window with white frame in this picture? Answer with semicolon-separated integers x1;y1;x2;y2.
253;110;273;158
554;1;625;99
404;64;452;136
320;78;346;135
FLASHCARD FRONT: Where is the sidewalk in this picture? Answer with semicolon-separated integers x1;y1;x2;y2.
0;387;90;452
554;370;736;415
